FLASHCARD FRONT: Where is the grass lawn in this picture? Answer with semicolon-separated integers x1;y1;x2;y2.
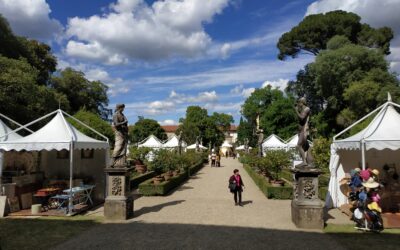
325;224;400;250
0;216;102;250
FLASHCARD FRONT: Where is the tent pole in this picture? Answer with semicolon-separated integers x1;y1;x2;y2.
0;150;4;196
361;141;366;170
68;143;74;215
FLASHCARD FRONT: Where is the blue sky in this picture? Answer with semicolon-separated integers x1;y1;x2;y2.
1;0;399;126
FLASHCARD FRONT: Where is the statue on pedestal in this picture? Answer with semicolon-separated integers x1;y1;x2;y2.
178;131;183;155
294;97;314;168
255;113;264;157
195;135;200;152
111;104;129;168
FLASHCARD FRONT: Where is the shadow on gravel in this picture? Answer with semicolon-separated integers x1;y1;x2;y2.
134;200;185;218
240;200;253;206
53;222;400;250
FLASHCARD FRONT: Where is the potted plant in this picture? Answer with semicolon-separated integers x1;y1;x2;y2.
129;147;151;173
265;150;290;186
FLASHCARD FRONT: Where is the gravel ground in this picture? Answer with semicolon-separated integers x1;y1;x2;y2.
54;158;347;250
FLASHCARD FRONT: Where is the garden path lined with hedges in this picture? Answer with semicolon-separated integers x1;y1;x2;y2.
56;158;346;250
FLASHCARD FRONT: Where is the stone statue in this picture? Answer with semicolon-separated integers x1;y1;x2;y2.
244;138;249;153
111;104;129;168
178;131;183;155
255;113;264;157
294;97;314;167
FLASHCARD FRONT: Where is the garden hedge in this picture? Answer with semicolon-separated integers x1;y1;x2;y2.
243;164;327;200
243;164;293;199
139;160;204;196
130;171;157;189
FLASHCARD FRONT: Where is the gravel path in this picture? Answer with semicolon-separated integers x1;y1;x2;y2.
54;157;346;250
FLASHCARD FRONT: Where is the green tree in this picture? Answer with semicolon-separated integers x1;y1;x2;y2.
0;56;67;126
50;68;109;114
177;106;232;147
0;15;57;85
68;109;114;145
129;117;167;144
241;86;296;142
237;117;255;146
277;10;393;60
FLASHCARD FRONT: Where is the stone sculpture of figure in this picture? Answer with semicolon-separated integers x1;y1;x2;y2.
111;104;129;168
178;131;183;155
244;138;249;153
294;97;314;167
195;135;200;152
255;113;264;157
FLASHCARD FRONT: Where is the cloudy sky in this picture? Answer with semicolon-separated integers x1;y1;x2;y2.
1;0;399;125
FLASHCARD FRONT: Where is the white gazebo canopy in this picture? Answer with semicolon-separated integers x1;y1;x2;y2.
286;134;313;149
162;135;187;148
262;134;287;149
0;110;109;151
138;135;163;148
221;141;232;148
0;119;22;142
186;143;207;150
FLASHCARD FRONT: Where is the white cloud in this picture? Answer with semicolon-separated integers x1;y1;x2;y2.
306;0;400;73
65;0;229;64
230;85;255;98
139;58;312;90
168;90;218;103
261;79;289;89
159;119;177;125
0;0;63;40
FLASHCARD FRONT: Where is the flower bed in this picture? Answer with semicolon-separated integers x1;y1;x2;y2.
129;171;157;190
139;160;204;196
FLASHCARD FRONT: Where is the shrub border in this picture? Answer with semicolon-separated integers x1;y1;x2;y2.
243;164;327;200
138;160;204;196
130;171;157;189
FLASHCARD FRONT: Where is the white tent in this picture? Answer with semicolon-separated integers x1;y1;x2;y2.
162;135;187;149
285;134;313;149
138;135;163;149
236;145;252;150
0;113;34;195
262;134;287;151
0;109;109;214
186;143;207;150
220;140;233;156
327;95;400;208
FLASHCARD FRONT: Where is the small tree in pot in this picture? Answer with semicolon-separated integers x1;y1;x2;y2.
129;146;151;173
265;149;291;186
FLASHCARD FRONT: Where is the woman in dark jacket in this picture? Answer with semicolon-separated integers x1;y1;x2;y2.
229;169;245;206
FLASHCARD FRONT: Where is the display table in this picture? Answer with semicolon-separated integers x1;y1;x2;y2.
49;185;95;213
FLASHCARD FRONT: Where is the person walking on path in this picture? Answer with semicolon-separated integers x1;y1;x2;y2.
229;169;245;206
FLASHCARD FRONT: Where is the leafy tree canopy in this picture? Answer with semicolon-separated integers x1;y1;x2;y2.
277;10;393;60
129;117;167;144
68;109;114;146
50;68;109;115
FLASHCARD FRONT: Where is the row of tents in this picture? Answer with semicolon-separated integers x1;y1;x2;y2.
137;134;206;150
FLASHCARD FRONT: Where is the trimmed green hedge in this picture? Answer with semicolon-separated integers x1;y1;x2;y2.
139;160;204;196
243;164;293;199
130;171;157;189
243;164;328;200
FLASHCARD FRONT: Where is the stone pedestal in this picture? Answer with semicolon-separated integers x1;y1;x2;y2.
291;168;324;229
104;167;134;220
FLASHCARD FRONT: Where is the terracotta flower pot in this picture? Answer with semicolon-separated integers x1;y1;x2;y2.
153;176;164;185
271;180;285;187
135;164;147;174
